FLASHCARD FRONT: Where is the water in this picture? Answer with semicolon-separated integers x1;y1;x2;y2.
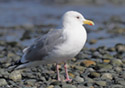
0;1;125;48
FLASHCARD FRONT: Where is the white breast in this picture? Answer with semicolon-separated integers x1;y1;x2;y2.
55;25;87;60
44;25;87;63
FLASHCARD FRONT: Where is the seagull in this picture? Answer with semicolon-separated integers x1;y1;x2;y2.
11;11;94;81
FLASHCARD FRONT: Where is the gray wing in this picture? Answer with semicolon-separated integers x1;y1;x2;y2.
23;29;65;62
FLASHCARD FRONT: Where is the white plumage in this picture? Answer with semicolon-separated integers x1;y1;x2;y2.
12;11;94;81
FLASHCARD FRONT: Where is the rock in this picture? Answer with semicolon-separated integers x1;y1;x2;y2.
111;84;123;88
86;77;94;83
69;73;75;78
103;54;113;59
115;43;125;53
75;76;84;82
0;40;5;46
101;73;112;80
118;81;125;86
92;51;102;58
89;39;97;44
62;84;76;88
47;85;54;88
111;59;123;66
71;58;77;62
6;41;18;47
20;30;31;40
0;79;7;86
81;60;96;67
103;59;110;63
25;79;36;86
7;52;16;58
107;47;115;52
95;81;107;86
9;71;22;82
0;69;9;78
54;86;61;88
50;81;61;85
89;72;101;78
74;66;86;71
22;71;37;79
114;67;122;72
87;68;95;72
96;64;112;71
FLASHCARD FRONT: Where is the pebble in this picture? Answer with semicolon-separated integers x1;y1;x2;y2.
103;54;113;59
0;30;125;88
89;72;100;78
25;79;36;86
62;84;76;88
47;85;54;88
54;86;61;88
97;64;112;71
89;39;97;44
75;76;84;82
0;79;7;86
85;77;94;83
9;71;22;82
69;73;75;78
81;60;96;67
114;67;122;72
118;81;125;86
111;84;123;88
103;59;110;63
0;69;9;78
115;44;125;53
101;73;112;80
112;59;123;66
95;81;107;86
74;66;86;71
92;51;102;58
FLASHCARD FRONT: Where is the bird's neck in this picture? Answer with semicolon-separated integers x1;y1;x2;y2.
63;21;81;28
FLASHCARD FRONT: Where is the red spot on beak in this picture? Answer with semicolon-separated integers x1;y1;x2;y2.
89;23;93;26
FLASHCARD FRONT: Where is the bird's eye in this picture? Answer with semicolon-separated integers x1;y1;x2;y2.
76;16;80;19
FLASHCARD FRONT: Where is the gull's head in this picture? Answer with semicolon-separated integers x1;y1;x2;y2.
63;11;94;26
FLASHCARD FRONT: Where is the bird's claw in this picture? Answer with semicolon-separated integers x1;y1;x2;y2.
64;78;72;82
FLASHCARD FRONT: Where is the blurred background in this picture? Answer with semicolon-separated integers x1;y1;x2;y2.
0;1;125;88
0;0;125;48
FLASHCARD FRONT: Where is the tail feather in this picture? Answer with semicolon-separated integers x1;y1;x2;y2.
8;60;28;71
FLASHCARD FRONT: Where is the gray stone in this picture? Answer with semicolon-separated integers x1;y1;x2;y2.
62;84;76;88
25;79;36;85
86;77;94;83
0;69;9;78
75;76;84;82
95;81;107;86
112;59;123;66
0;79;7;86
115;44;125;53
54;86;61;88
111;84;123;88
103;54;113;59
118;81;125;86
9;71;22;82
74;66;86;71
115;67;122;72
97;64;112;70
89;72;101;78
101;73;112;80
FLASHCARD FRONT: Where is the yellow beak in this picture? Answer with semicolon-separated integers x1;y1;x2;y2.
83;20;94;26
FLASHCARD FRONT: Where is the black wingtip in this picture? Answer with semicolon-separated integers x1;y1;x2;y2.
8;60;23;72
14;60;23;66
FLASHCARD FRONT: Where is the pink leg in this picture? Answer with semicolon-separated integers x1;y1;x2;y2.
56;64;61;81
64;63;72;81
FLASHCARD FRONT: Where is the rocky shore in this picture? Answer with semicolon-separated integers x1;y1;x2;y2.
0;0;125;88
0;38;125;88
